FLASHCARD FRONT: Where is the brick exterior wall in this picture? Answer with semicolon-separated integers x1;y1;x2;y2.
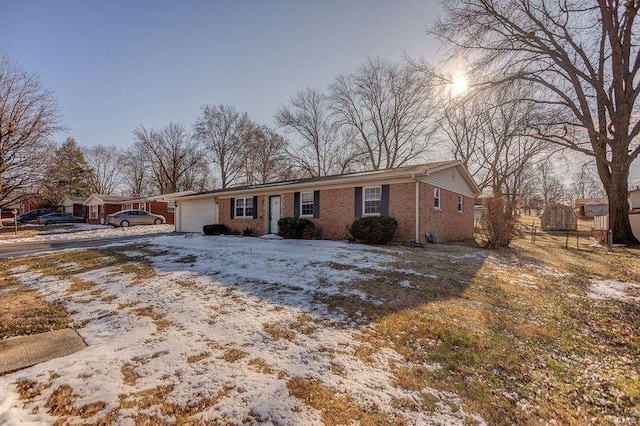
147;201;175;224
420;183;475;242
88;203;121;224
214;182;474;243
218;198;266;235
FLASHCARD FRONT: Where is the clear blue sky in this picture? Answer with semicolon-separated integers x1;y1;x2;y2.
1;0;442;149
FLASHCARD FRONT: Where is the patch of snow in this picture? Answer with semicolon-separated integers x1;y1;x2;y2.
0;235;483;425
258;234;283;240
0;224;174;245
399;280;413;288
37;224;111;234
588;279;640;303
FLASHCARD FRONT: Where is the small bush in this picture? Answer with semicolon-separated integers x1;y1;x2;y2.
242;227;255;237
278;217;315;239
348;216;398;244
203;224;229;236
476;196;517;248
302;223;323;240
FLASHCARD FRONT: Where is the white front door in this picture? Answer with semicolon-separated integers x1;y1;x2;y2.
269;196;281;234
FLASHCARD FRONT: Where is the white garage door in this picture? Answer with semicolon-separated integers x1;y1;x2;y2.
178;200;218;233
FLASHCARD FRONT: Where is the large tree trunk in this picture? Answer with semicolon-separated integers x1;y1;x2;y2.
607;166;636;245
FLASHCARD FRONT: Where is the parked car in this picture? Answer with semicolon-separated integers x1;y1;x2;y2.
17;208;54;223
37;212;86;225
106;210;166;227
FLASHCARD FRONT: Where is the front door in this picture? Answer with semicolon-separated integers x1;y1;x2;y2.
269;196;281;234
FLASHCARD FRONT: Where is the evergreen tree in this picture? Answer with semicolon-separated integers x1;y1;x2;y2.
41;137;95;205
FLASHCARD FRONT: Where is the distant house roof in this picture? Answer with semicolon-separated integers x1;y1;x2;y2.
59;196;88;205
175;161;481;201
83;194;132;207
574;198;608;207
125;190;197;204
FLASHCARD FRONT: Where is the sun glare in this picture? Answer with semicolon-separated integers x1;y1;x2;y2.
450;74;469;97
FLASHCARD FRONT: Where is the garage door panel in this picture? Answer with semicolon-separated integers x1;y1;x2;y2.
179;201;217;233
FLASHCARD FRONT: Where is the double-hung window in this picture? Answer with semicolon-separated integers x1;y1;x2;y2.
433;188;441;209
457;195;464;213
301;192;314;216
363;186;382;215
235;197;254;218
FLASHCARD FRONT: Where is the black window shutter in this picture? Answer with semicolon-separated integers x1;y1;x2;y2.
354;187;362;217
313;190;320;218
381;185;390;217
253;196;258;219
294;192;300;218
230;198;235;219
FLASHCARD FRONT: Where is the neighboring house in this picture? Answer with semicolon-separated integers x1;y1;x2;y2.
123;191;195;225
174;161;481;243
575;198;609;219
84;195;132;224
84;191;194;225
59;196;88;218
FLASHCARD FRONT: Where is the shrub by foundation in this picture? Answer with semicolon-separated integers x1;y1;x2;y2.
278;217;316;239
203;224;229;236
348;216;398;244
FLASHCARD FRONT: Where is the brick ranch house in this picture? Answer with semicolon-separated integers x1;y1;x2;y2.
84;191;194;225
59;196;88;218
174;161;481;243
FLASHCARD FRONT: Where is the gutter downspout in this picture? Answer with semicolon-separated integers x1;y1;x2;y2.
412;174;420;243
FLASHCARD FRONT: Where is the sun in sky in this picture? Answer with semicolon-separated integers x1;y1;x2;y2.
449;72;469;97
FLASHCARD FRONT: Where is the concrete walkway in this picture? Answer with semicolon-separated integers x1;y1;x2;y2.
0;329;86;375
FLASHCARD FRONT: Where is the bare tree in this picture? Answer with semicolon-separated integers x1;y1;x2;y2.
132;123;207;194
276;87;358;177
537;160;566;207
436;91;490;189
123;142;151;196
571;165;606;201
0;55;63;210
438;81;550;203
330;57;434;170
193;105;249;188
433;0;640;243
84;144;126;194
240;124;293;185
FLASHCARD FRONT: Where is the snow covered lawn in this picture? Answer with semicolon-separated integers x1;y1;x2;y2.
0;234;638;425
0;235;482;425
0;224;174;245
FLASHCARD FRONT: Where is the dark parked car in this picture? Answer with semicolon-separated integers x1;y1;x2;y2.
106;210;165;227
18;208;54;223
37;212;86;225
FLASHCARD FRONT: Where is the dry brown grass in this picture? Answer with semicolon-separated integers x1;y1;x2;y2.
0;271;69;339
263;322;296;341
44;385;106;419
345;219;640;425
187;352;210;363
121;364;140;385
247;358;276;375
218;348;246;363
287;377;407;426
134;306;171;332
